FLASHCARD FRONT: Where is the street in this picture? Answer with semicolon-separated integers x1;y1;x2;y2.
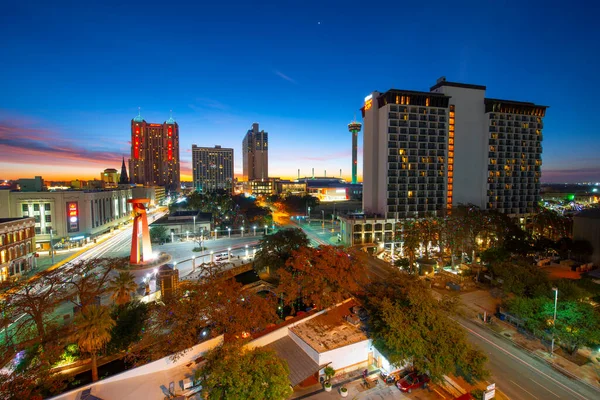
456;317;598;400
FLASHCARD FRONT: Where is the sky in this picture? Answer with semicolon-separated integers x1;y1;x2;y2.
1;0;599;183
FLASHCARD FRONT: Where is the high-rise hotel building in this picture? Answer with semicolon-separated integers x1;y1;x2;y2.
242;123;268;181
192;145;234;193
340;77;547;245
430;78;546;218
362;89;453;219
129;111;180;193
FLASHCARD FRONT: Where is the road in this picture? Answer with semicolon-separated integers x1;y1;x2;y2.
279;220;600;400
457;317;598;400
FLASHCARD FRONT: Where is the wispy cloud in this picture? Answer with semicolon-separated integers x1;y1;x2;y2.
274;70;297;84
0;119;125;170
188;97;230;112
542;167;600;183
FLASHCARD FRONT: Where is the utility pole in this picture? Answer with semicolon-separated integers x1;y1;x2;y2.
50;229;55;264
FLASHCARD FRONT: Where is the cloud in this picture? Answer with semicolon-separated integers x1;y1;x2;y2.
274;70;297;84
0;119;125;170
542;167;600;183
188;98;230;112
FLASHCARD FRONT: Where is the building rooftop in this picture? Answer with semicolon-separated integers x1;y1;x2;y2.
289;299;367;353
0;217;31;224
429;80;487;92
575;208;600;219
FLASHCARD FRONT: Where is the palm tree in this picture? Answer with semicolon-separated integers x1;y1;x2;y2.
73;305;115;382
108;271;138;305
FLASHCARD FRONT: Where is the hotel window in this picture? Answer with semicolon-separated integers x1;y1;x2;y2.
45;215;52;223
33;204;39;212
45;203;51;211
21;204;28;214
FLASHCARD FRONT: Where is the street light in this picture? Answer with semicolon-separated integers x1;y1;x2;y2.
227;247;231;261
321;210;325;232
241;226;244;238
214;229;218;240
227;227;231;238
253;226;257;236
551;287;558;356
186;230;189;241
171;231;174;243
193;215;196;234
264;225;268;235
50;229;55;265
308;206;311;223
245;244;249;259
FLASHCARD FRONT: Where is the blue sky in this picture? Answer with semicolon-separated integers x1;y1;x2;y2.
1;0;598;182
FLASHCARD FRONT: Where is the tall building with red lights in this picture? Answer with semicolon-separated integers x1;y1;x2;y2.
129;110;180;193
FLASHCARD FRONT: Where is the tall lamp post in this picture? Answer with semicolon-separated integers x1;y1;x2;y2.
264;225;268;235
551;287;558;356
50;229;55;265
227;227;231;238
241;226;244;237
214;229;218;240
321;210;325;233
193;215;196;234
253;226;256;236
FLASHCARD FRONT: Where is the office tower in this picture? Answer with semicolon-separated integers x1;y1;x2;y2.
430;77;547;219
119;157;129;184
242;123;268;181
347;119;362;184
129;110;180;193
192;145;234;193
362;90;452;219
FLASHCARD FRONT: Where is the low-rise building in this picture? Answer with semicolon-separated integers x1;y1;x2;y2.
151;210;212;239
573;208;600;266
339;214;400;246
0;188;132;250
0;217;36;282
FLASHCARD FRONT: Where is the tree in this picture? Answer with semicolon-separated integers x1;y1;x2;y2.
363;273;489;383
5;268;68;340
66;259;115;311
487;259;550;297
72;305;115;382
145;276;278;361
108;271;138;305
107;301;149;353
278;246;368;312
254;228;310;274
150;225;169;243
402;222;421;273
0;340;68;400
197;343;293;400
506;296;600;355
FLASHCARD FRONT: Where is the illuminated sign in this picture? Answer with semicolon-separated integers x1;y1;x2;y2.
364;98;373;111
149;123;162;127
364;94;373;102
66;202;79;233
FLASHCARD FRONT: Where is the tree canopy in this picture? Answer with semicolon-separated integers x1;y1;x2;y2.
254;228;310;274
278;246;368;312
143;271;278;361
363;273;489;383
197;343;293;400
505;296;600;354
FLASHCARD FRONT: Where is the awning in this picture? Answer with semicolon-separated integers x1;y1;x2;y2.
266;336;322;386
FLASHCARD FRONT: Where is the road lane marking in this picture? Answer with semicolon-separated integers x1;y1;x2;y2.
456;320;589;400
511;380;538;399
530;378;560;398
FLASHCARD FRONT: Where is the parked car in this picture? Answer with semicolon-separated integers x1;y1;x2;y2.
395;372;430;393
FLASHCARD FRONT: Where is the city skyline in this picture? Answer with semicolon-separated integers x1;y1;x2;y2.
1;1;599;183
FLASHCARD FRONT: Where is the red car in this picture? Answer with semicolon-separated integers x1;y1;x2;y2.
395;372;430;393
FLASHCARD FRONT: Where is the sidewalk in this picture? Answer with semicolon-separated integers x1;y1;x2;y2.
459;289;600;391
